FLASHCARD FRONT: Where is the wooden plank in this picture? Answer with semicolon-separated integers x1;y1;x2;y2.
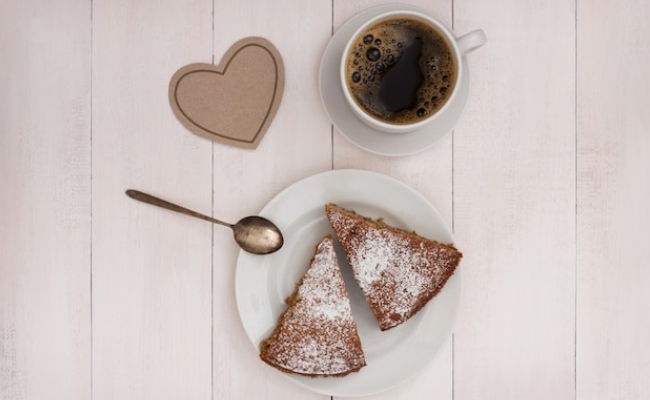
576;1;650;399
332;1;454;399
92;0;213;399
0;0;91;399
211;0;332;398
453;0;576;399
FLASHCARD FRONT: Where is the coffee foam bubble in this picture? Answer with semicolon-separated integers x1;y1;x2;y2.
346;18;456;124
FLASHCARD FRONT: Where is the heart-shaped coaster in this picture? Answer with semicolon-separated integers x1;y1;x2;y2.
169;37;285;149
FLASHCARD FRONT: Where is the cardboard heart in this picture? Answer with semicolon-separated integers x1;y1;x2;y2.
169;37;284;149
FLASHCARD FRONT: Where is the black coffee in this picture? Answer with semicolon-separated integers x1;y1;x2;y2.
346;18;456;124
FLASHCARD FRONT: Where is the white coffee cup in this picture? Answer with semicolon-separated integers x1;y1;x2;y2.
340;10;486;134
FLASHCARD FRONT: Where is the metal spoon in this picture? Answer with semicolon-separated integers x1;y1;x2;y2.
125;190;283;254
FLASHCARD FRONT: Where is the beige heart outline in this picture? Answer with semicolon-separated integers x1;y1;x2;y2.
169;37;285;149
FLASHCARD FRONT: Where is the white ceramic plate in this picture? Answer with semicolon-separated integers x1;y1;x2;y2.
318;4;470;157
235;170;461;397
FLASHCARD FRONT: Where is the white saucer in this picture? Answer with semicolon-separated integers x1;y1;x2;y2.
319;4;471;157
235;170;461;397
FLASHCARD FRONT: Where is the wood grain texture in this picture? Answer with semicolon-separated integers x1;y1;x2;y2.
92;0;213;399
0;0;91;399
5;0;650;399
453;0;576;399
211;0;332;398
577;0;650;398
332;1;454;399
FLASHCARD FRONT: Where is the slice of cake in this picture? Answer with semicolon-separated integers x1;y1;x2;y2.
259;235;366;377
326;203;462;331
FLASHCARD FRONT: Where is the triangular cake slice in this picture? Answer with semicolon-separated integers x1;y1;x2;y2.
260;235;366;377
326;203;462;331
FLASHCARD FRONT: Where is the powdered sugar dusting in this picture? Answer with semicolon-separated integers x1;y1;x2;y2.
297;239;350;321
326;204;462;330
260;236;366;376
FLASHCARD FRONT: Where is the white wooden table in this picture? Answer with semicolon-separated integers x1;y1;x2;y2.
2;0;649;399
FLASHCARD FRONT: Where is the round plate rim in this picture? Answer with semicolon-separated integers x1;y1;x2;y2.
235;169;462;397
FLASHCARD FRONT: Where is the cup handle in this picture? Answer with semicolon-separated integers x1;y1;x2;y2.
456;29;487;55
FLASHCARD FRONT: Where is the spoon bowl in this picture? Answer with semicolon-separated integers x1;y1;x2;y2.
234;216;284;254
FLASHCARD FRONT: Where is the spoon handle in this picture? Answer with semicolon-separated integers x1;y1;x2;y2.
125;190;233;228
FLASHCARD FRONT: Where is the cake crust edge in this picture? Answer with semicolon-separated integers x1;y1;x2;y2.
325;203;462;331
259;235;366;377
